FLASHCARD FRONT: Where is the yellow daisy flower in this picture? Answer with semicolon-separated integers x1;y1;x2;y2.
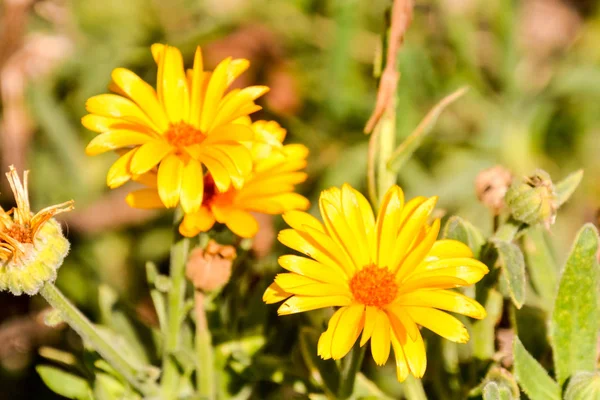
263;184;488;381
83;43;269;214
126;120;310;238
0;166;73;295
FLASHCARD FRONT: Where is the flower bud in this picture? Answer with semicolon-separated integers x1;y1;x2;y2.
505;169;557;228
475;166;513;215
0;166;73;295
186;240;236;292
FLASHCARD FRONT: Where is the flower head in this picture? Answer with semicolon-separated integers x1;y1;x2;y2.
263;184;488;381
127;120;309;238
83;44;269;214
0;166;73;295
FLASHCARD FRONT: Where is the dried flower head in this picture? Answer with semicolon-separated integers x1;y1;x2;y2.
475;166;513;215
186;240;237;292
0;166;73;295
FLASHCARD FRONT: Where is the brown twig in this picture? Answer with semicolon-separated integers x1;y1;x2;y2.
364;0;414;134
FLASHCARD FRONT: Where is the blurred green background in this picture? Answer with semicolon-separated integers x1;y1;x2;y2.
0;0;599;398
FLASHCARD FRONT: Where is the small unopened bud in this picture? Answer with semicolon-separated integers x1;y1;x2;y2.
475;166;513;215
186;240;236;292
505;170;558;228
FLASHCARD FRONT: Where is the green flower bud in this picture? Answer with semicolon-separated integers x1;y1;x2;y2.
0;166;74;295
505;170;558;228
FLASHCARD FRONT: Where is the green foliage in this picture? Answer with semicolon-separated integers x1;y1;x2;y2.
442;216;486;257
36;366;93;400
555;170;584;207
483;382;515;400
564;372;600;400
493;240;526;309
513;336;560;400
550;224;600;385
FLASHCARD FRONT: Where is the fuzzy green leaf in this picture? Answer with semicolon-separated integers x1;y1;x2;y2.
513;336;560;400
523;227;558;307
550;224;600;385
564;371;600;400
493;240;526;308
351;373;394;400
472;289;503;359
483;382;514;400
36;366;92;400
443;216;486;257
555;169;583;207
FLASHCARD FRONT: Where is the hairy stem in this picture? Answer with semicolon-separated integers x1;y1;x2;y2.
195;291;215;399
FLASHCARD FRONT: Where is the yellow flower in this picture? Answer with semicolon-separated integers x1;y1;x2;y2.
126;120;310;238
0;166;74;295
263;184;488;381
83;43;269;214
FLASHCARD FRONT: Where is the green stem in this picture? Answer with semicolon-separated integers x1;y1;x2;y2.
161;236;190;399
337;344;366;399
40;283;158;395
402;375;428;400
195;291;215;399
376;99;397;204
494;217;522;242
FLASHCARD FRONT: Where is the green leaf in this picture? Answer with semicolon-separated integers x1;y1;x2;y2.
555;169;584;207
550;224;600;385
472;289;503;359
443;216;486;257
400;375;427;400
493;240;526;308
523;227;559;307
483;382;514;400
299;327;340;397
351;373;394;400
387;87;468;173
513;336;560;400
36;366;92;400
564;371;600;400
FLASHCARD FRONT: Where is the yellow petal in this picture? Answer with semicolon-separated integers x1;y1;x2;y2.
157;154;184;208
203;123;255;144
86;130;152;155
179;207;216;237
151;43;165;64
180;159;204;214
390;196;437;268
86;94;158;131
106;148;137;188
360;306;379;346
274;273;350;296
210;86;269;129
407;258;489;285
130;140;172;175
318;307;346;359
386;304;419;342
222;209;259;238
126;189;164;209
376;186;405;268
282;211;325;233
262;282;291;304
395;289;486;320
402;329;427;378
226;58;250;85
278;255;347;286
426;239;474;260
320;198;359;272
189;46;204;126
341;184;372;267
406;307;470;343
81;114;123;132
398;276;469;294
160;46;189;123
200;57;231;132
211;144;252;177
391;332;410;382
277;295;351;316
111;68;169;131
331;303;365;360
203;147;245;189
370;310;391;365
395;219;441;280
200;156;231;192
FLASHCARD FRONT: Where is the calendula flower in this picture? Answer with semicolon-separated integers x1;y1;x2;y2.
0;166;73;295
263;184;488;381
127;120;310;238
83;43;269;214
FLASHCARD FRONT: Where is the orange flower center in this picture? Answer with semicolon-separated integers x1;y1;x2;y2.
164;122;207;148
5;224;33;244
349;264;398;308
